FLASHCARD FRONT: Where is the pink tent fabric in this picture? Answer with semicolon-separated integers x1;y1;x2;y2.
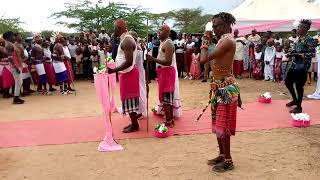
94;72;123;152
235;20;320;36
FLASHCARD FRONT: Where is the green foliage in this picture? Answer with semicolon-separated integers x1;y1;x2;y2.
51;0;151;37
0;17;32;38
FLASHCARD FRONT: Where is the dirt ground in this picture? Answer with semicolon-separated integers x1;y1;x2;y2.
0;79;320;180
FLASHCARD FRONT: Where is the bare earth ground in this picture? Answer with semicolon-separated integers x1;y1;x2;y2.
0;79;320;180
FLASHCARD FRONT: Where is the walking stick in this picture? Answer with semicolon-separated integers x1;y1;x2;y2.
145;18;149;133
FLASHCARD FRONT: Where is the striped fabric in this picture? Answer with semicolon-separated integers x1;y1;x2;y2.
122;98;139;114
212;100;237;139
163;92;174;105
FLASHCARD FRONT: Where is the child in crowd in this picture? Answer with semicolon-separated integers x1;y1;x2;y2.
252;44;264;80
281;45;290;84
264;39;276;81
189;47;201;80
274;45;283;81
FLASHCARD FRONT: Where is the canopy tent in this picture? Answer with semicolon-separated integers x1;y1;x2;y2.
231;0;320;35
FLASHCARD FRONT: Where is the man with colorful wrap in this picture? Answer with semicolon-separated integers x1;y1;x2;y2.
200;12;241;172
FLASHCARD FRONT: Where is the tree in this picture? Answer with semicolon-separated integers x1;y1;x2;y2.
171;7;212;33
51;0;151;37
0;17;32;37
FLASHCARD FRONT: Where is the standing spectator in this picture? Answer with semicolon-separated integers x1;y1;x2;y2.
274;33;283;46
247;29;261;45
288;29;298;49
184;34;195;79
151;32;160;80
175;33;185;77
68;38;77;74
98;27;110;42
82;40;92;80
264;39;276;81
233;29;246;78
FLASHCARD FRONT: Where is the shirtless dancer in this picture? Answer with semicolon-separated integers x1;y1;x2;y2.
200;12;241;172
146;25;177;127
3;31;25;104
108;20;140;133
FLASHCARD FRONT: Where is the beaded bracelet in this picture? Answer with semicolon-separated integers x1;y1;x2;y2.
200;45;209;50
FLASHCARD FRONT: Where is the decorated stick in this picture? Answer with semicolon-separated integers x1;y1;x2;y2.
146;18;149;133
195;101;211;122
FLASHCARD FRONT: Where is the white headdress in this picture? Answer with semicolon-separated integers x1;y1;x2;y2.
50;31;63;43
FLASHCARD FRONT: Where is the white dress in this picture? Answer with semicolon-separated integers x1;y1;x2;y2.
136;49;147;116
155;38;182;118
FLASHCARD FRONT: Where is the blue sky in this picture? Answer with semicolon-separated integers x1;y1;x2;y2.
0;0;243;32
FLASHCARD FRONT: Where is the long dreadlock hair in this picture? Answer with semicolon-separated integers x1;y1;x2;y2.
300;19;312;30
212;12;236;25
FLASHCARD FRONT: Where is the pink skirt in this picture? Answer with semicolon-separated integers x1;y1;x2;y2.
2;67;15;88
156;66;176;102
119;67;140;101
190;60;201;78
44;62;56;85
64;59;74;83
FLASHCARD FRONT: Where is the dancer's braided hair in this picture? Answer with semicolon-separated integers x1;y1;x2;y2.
213;12;236;25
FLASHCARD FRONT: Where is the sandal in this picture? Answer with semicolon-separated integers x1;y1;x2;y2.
207;155;224;166
212;159;234;173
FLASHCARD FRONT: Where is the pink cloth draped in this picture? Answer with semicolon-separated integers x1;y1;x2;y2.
236;20;292;36
119;66;140;102
43;62;56;85
94;73;123;152
107;63;117;112
156;66;176;102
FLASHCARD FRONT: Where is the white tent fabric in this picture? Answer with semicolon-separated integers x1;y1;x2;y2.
231;0;320;34
231;0;320;20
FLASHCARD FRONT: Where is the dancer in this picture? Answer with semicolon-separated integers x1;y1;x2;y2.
42;40;57;91
285;19;316;113
200;12;241;172
146;24;182;127
32;35;51;95
62;38;75;91
52;34;70;95
108;20;140;133
3;31;24;104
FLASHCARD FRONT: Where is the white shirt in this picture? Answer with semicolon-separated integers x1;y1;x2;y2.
68;44;77;57
275;51;283;59
234;37;246;60
98;49;106;65
175;39;185;53
264;46;276;65
43;48;52;62
186;42;195;50
115;34;137;73
248;34;261;45
274;38;283;46
99;33;110;41
255;52;263;60
63;46;71;59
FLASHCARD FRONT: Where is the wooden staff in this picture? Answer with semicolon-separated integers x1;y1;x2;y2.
145;18;149;133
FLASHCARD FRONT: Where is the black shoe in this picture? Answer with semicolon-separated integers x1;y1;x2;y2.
13;97;25;104
212;161;234;173
136;113;143;120
286;101;297;107
122;124;139;133
201;79;207;82
207;156;224;166
49;88;57;92
290;107;302;114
